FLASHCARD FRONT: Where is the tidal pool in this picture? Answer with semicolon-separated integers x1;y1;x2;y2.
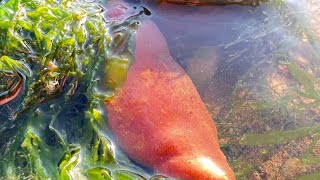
0;0;320;179
144;1;320;179
146;1;320;179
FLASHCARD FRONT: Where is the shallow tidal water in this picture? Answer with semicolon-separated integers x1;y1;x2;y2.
123;0;320;179
1;0;320;179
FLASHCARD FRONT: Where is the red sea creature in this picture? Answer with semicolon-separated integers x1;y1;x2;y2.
105;8;235;178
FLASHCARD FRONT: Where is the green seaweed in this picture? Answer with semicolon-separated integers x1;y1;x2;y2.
0;0;148;179
0;56;24;72
301;156;320;165
280;61;320;100
298;171;320;180
86;167;112;180
302;133;320;160
240;125;320;146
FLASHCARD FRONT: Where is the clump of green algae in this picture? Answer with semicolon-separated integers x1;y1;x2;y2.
0;0;148;179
